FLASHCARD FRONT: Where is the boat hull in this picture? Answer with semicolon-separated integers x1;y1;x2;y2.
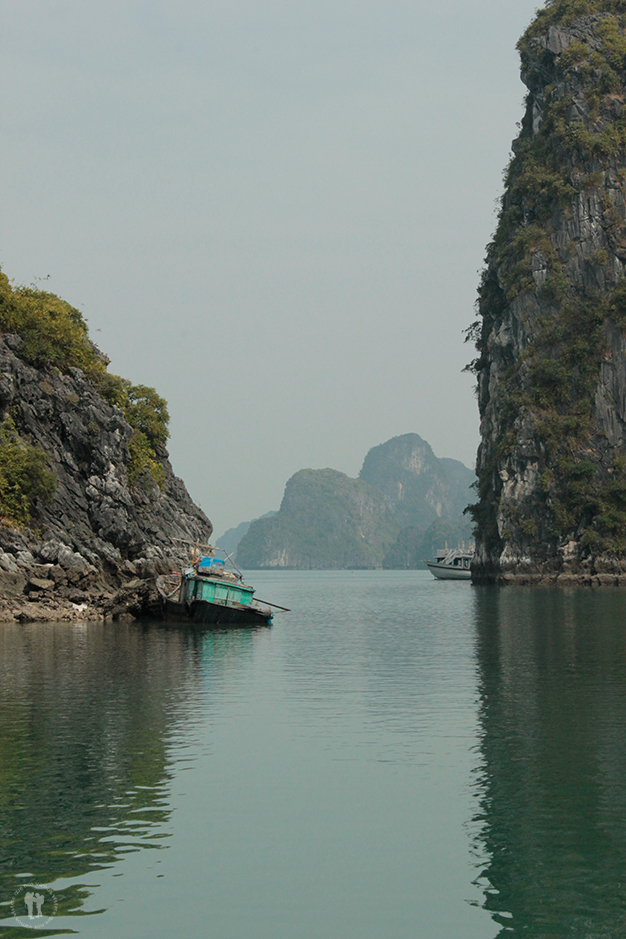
425;560;472;581
162;598;272;628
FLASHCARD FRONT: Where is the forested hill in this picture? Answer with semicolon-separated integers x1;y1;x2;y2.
236;434;475;569
0;270;211;621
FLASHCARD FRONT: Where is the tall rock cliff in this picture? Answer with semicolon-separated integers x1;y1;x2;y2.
471;2;626;584
0;274;211;620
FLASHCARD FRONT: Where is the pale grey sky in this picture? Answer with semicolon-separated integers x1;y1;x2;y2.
2;0;539;537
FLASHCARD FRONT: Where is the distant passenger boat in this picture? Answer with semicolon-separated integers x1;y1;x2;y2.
425;546;473;581
157;546;287;627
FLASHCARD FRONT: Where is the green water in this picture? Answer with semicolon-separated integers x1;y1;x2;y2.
0;572;625;937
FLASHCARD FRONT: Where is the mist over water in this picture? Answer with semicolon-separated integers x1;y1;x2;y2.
0;574;625;937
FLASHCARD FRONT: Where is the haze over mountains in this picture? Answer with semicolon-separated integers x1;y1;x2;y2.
215;512;276;558
228;434;475;569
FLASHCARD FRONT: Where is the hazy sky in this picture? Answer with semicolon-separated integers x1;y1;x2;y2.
2;0;539;537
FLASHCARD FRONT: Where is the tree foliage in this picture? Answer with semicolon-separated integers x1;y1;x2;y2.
0;271;103;377
0;268;169;493
520;0;626;51
0;418;56;525
96;379;169;489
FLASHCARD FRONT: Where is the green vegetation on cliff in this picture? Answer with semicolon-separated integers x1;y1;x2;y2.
104;380;169;489
0;269;169;496
237;435;475;569
521;0;626;46
468;1;626;573
0;417;56;525
0;272;102;376
237;469;399;569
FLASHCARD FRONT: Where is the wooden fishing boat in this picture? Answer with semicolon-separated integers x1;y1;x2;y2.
157;547;286;628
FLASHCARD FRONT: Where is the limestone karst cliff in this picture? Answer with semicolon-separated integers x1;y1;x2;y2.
237;435;474;569
470;1;626;584
360;434;473;528
0;274;211;620
236;468;399;569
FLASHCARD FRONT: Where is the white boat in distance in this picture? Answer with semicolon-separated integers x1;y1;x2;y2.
425;546;473;581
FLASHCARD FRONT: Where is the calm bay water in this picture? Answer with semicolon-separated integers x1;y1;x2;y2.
0;571;625;937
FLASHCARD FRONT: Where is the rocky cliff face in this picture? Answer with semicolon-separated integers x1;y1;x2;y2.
236;469;398;569
472;3;626;584
237;434;474;569
0;333;211;620
359;434;473;528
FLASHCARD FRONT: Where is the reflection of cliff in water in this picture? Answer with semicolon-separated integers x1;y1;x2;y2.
0;622;256;935
472;588;626;937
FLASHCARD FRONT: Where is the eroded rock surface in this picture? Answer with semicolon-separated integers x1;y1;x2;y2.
472;7;626;584
0;334;211;620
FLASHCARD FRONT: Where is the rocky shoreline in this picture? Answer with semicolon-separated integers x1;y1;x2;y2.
0;525;165;622
472;569;626;587
471;544;626;585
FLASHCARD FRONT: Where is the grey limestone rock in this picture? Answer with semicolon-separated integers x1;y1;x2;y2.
472;8;626;583
0;334;211;618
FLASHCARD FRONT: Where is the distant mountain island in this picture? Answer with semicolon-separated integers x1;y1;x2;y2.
216;512;277;557
234;434;475;569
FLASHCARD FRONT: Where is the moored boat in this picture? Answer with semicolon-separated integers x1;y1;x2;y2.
157;547;286;627
425;546;473;581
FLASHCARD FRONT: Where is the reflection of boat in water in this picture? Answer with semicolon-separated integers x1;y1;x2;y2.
157;546;286;628
425;546;473;581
